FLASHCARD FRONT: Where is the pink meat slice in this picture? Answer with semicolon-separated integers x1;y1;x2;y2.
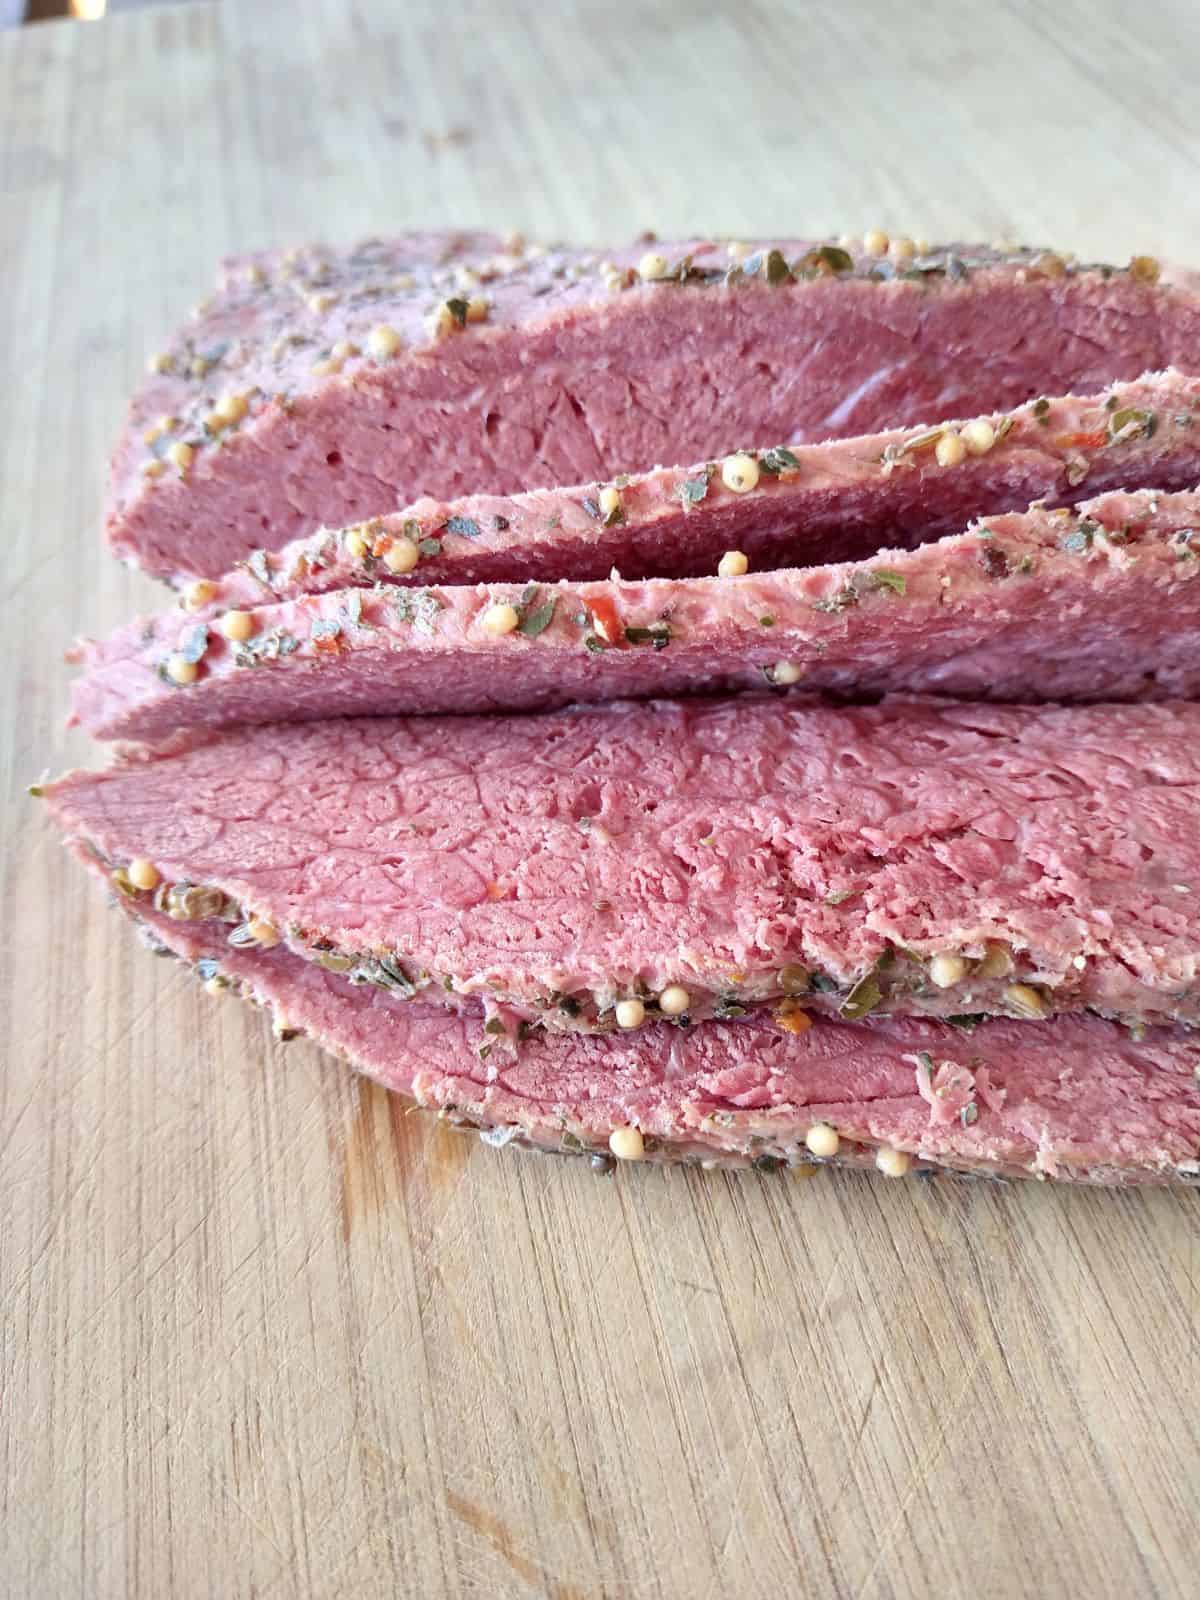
187;370;1200;597
69;487;1200;744
41;697;1200;1029
106;889;1200;1186
108;233;1200;582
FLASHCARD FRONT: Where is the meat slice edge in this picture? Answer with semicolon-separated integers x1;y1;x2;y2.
41;697;1200;1031
69;486;1200;743
103;884;1200;1186
179;369;1200;597
110;233;1200;580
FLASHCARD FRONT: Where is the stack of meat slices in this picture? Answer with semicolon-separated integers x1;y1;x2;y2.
45;231;1200;1184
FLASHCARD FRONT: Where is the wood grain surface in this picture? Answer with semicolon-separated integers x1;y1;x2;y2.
4;3;1200;1595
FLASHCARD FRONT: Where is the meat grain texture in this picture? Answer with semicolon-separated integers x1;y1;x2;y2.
70;488;1200;742
96;889;1200;1186
132;369;1200;596
53;230;1200;1185
43;698;1200;1030
109;233;1200;581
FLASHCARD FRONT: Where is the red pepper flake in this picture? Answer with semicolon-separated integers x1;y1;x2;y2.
586;594;624;645
1055;430;1107;450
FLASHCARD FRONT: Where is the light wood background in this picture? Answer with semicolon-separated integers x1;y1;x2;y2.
5;3;1200;1595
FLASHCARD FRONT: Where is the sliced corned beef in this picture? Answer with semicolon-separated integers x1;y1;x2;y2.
184;370;1200;598
97;888;1200;1185
41;698;1200;1031
70;487;1200;743
108;233;1200;582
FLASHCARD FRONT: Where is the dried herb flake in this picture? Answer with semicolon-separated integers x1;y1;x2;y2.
443;515;481;539
757;446;801;476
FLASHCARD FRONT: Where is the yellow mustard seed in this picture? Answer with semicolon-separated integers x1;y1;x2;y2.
960;418;996;456
717;550;749;578
615;998;646;1029
127;858;161;892
658;984;690;1016
183;579;218;611
597;485;622;519
481;602;521;636
929;953;968;989
1005;982;1049;1019
977;942;1015;979
382;537;420;575
367;323;402;360
637;251;670;281
805;1123;840;1159
608;1125;645;1161
876;1146;912;1178
219;610;255;642
165;654;199;685
721;452;760;493
343;527;370;561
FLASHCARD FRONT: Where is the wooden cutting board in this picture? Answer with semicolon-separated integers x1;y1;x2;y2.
4;3;1200;1594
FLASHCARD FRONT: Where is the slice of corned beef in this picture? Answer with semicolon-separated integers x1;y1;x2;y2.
41;698;1200;1031
97;888;1200;1185
69;488;1200;743
109;232;1200;583
186;370;1200;597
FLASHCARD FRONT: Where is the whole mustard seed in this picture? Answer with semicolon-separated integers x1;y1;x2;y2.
165;654;199;685
935;430;967;468
960;418;997;455
637;251;670;281
212;390;249;428
219;610;255;642
929;953;968;988
127;858;161;892
597;485;622;520
367;323;402;360
1005;982;1049;1019
876;1146;912;1177
805;1123;840;1159
615;998;646;1029
481;602;521;636
721;452;760;493
658;984;690;1016
381;536;420;574
183;580;218;611
608;1125;645;1161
